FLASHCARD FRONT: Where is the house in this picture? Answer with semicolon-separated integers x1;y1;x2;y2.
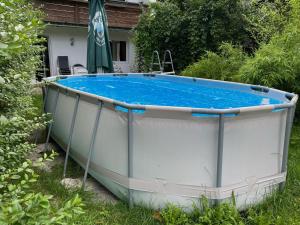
34;0;153;76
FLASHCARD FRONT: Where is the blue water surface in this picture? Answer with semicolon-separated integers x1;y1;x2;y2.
56;75;284;109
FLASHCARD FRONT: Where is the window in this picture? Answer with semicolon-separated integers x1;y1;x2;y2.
110;41;127;62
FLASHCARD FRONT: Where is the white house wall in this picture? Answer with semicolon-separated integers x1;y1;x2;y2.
44;25;136;76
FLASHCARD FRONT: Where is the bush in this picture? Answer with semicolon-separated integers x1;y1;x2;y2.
242;0;291;44
240;0;300;93
160;197;245;225
0;0;84;223
181;43;247;81
186;0;250;58
135;0;292;73
159;196;290;225
0;155;84;225
134;0;251;72
161;204;189;225
134;2;190;72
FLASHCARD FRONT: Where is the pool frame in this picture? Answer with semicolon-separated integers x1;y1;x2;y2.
43;73;298;209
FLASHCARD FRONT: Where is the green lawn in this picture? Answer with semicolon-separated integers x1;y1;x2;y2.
32;94;300;224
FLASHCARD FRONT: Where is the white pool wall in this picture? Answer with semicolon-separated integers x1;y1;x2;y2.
44;74;298;209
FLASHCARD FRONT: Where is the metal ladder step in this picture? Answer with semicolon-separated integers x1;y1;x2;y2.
150;50;162;73
162;50;175;75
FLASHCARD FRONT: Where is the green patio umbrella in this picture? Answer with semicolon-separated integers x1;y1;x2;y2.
87;0;114;73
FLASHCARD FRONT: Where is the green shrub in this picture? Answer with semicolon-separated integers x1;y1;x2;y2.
181;43;247;81
0;0;84;223
160;196;292;225
186;0;250;58
242;0;291;44
0;155;84;225
134;2;190;72
239;0;300;93
135;0;292;73
161;204;189;225
160;197;245;225
134;0;251;72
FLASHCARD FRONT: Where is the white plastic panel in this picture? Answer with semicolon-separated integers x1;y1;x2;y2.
52;93;76;144
132;114;219;187
45;87;57;114
93;107;128;176
71;100;98;159
222;110;287;186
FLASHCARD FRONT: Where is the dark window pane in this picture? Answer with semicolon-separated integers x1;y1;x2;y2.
111;41;118;61
120;41;126;61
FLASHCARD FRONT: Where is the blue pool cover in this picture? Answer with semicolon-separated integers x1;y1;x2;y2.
57;75;284;109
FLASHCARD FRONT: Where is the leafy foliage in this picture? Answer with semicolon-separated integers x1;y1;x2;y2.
186;0;249;58
242;0;291;44
181;43;247;81
0;0;84;223
160;191;300;225
180;0;299;96
0;155;84;225
134;2;189;72
161;197;244;225
161;204;189;225
134;0;251;72
134;0;293;73
240;0;300;93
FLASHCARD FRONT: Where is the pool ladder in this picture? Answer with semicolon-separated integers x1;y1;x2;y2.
150;50;175;75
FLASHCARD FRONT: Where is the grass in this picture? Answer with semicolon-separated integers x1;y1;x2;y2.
32;92;44;115
32;159;159;225
31;94;300;224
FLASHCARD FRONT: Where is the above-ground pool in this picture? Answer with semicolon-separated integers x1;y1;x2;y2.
44;74;298;209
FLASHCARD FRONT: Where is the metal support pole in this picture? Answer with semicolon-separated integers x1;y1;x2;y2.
82;101;103;190
34;86;49;144
44;89;60;151
216;114;225;204
280;107;294;190
127;109;134;208
63;94;80;178
43;85;49;112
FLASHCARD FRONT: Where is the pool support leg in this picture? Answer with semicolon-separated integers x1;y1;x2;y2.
63;94;80;178
82;101;103;190
216;114;225;204
35;86;49;144
127;109;134;208
43;85;49;112
44;88;60;151
280;107;295;191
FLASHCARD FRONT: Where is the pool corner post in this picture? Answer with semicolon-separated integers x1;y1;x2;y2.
44;88;60;152
34;85;49;144
82;100;103;190
63;94;80;178
216;113;225;205
127;108;134;208
280;106;296;191
42;85;49;114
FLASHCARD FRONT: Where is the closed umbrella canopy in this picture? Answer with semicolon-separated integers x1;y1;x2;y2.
87;0;114;73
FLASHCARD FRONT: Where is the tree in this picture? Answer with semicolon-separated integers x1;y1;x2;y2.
134;0;251;72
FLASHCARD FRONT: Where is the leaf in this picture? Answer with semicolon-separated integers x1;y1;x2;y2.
0;115;8;123
11;175;21;180
0;42;8;49
0;76;5;84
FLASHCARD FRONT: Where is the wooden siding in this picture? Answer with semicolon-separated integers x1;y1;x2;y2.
34;0;142;29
